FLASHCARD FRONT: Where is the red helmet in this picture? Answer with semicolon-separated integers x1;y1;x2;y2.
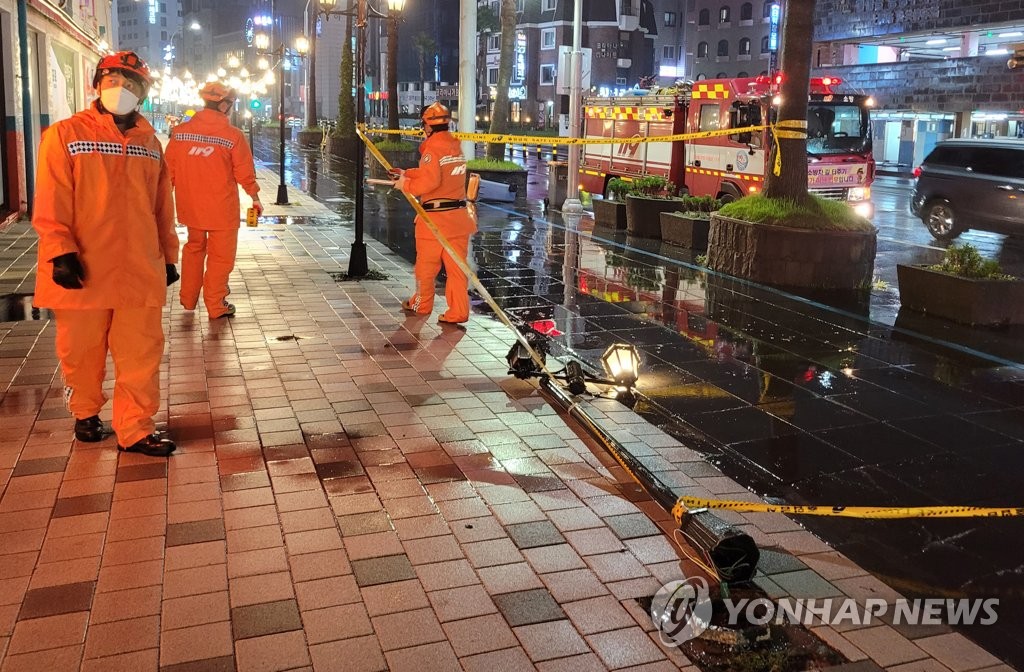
421;102;451;125
200;82;237;104
93;51;153;91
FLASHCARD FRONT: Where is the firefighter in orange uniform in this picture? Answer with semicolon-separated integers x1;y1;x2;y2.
394;103;477;324
32;51;179;457
165;82;262;319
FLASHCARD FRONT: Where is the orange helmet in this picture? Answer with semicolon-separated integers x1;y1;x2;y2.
200;82;237;105
421;102;451;125
93;51;152;91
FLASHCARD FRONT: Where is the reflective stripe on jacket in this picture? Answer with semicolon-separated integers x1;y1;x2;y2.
32;101;178;309
165;109;259;230
403;131;477;240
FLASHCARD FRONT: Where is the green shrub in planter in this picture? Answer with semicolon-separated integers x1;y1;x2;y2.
677;195;723;219
928;243;1015;280
897;244;1023;325
606;177;631;201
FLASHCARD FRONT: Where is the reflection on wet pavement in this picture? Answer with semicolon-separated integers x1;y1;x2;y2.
0;295;50;322
259;139;1024;668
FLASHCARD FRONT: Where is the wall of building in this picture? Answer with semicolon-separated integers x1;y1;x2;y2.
813;0;1024;42
810;56;1024;112
1;0;111;221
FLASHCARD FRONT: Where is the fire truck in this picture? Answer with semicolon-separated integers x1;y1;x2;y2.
579;75;876;218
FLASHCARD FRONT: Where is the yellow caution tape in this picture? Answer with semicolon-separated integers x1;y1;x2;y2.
357;123;766;146
675;497;1024;519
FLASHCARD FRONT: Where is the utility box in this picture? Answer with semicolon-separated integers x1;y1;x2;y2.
548;161;568;207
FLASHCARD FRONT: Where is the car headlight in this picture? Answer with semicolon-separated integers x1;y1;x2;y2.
853;202;874;219
848;187;870;202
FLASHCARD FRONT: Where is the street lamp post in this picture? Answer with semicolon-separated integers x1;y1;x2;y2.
254;29;310;205
317;0;405;277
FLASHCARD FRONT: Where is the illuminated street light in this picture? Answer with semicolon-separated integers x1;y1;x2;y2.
601;344;641;389
254;32;270;51
228;55;241;69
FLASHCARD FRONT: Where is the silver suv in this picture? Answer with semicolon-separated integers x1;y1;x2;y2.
910;138;1024;240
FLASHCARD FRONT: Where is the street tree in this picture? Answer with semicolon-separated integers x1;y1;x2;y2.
762;0;814;205
387;14;400;130
413;32;436;114
335;1;355;139
486;0;516;160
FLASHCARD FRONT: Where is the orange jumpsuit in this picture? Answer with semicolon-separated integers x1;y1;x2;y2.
32;101;178;447
401;130;477;322
165;109;259;318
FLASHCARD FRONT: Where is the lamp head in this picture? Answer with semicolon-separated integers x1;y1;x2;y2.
600;343;641;389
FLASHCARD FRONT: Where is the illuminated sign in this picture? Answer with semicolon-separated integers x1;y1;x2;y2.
768;4;781;52
245;18;255;45
513;31;527;84
509;86;527;100
149;0;157;25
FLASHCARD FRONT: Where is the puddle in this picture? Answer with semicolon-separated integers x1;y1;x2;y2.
0;294;52;322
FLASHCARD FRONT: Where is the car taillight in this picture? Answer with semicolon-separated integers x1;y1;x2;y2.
912;166;922;178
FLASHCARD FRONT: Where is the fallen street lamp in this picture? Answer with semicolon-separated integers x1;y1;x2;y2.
317;0;407;277
254;29;310;205
504;320;642;402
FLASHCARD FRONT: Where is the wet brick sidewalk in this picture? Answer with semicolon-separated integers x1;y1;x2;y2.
0;165;1013;671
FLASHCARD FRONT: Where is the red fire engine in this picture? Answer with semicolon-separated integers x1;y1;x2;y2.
579;75;876;218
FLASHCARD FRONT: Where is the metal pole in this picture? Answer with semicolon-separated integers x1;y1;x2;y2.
276;1;290;205
348;0;369;276
306;0;318;128
562;0;583;214
458;0;477;160
249;114;255;155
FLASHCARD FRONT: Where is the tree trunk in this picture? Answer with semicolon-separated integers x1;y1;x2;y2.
418;55;426;113
762;0;814;204
337;2;355;138
387;15;400;131
486;0;516;161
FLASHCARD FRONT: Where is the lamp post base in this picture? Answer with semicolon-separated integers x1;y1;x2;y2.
347;241;368;277
275;184;290;205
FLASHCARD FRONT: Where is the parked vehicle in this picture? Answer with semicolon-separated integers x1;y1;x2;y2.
579;75;876;218
910;138;1024;240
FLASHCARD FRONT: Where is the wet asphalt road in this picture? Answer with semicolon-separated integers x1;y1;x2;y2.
256;135;1024;668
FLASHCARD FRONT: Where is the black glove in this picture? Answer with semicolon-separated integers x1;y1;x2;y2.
166;264;180;286
51;253;85;289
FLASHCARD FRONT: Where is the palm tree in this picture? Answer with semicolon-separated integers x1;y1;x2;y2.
486;0;517;160
762;0;814;204
412;32;436;114
386;12;400;130
335;0;355;139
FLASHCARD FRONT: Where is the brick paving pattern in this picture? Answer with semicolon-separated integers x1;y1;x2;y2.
0;167;1012;671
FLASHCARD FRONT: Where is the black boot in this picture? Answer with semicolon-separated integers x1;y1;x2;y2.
118;434;176;457
74;416;104;442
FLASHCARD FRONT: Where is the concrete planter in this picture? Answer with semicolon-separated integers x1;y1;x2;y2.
369;148;419;179
708;214;877;290
661;211;711;250
897;264;1024;326
297;129;324;148
328;136;361;161
470;168;527;201
592;199;627;230
625;195;684;239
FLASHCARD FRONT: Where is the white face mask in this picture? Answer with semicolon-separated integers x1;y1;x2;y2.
100;86;140;116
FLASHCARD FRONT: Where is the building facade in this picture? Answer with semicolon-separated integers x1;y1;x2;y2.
811;0;1024;173
683;0;778;80
1;0;115;223
115;0;182;68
